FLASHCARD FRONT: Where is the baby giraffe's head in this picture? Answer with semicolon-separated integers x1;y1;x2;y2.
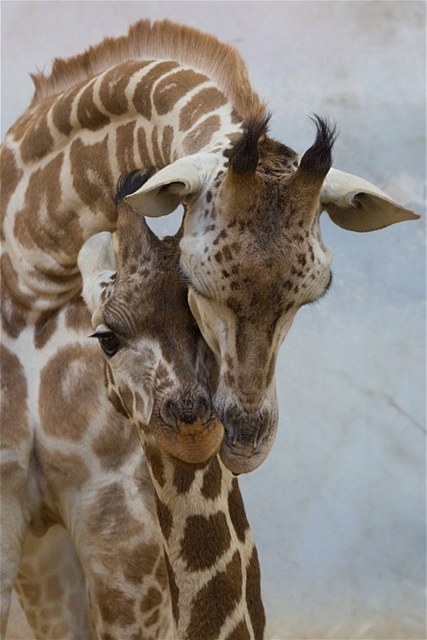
78;171;223;465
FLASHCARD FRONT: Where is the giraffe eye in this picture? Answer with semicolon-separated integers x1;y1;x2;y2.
97;332;121;358
90;327;122;358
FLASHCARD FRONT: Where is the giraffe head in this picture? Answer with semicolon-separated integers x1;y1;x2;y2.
124;116;419;474
78;171;223;465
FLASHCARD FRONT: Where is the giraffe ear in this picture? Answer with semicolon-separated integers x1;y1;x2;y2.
320;168;420;232
78;232;117;314
125;153;220;217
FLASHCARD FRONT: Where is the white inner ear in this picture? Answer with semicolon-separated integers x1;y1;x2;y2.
320;168;419;232
125;153;220;217
77;232;117;314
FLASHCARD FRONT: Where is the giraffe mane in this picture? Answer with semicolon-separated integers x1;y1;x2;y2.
30;19;267;122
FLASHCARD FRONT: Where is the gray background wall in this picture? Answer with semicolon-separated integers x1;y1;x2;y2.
2;2;425;638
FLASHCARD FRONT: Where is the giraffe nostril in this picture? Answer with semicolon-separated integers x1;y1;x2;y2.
193;391;212;424
160;390;212;427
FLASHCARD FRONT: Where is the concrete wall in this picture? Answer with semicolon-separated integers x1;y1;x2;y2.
2;2;425;638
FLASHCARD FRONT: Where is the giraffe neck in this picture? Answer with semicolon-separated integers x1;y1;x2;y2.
143;442;265;639
1;57;240;324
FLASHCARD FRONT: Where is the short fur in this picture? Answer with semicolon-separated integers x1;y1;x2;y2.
30;19;266;122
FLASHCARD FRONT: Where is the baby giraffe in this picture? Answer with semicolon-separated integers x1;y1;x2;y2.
78;172;265;640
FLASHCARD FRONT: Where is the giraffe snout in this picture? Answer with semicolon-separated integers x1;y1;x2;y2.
160;389;212;427
153;390;224;465
219;402;279;474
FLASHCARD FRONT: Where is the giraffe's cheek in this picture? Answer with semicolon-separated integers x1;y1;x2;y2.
153;418;224;465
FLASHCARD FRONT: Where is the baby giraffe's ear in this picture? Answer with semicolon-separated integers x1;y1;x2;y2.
77;232;117;315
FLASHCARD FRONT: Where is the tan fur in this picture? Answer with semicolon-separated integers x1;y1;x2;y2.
153;417;224;464
30;19;266;122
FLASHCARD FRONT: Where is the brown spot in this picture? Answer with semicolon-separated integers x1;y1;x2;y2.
70;135;115;221
39;343;103;440
39;446;90;489
34;309;59;349
284;301;295;312
116;120;136;174
94;577;136;626
154;69;207;115
201;457;223;500
10;108;42;141
65;297;91;331
187;551;242;639
77;80;110;130
181;512;231;571
144;443;165;488
0;146;23;227
140;586;162;612
213;229;227;245
0;253;32;338
99;61;150;115
17;581;41;607
164;553;179;624
45;575;63;601
222;246;233;262
151;126;164;167
225;620;251;640
246;547;266;640
228;478;249;543
20;103;54;162
122;542;160;584
154;495;173;541
0;345;29;448
137;127;151;166
283;280;292;291
14;152;84;269
161;125;174;165
133;61;179;120
88;482;142;543
51;84;82;136
50;622;69;637
183;115;221;154
145;609;160;627
180;87;227;131
92;420;135;471
155;556;168;590
173;464;196;494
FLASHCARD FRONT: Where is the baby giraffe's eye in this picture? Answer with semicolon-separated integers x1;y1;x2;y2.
90;325;122;358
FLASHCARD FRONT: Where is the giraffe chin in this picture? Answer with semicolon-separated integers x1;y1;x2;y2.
219;438;271;475
153;418;224;465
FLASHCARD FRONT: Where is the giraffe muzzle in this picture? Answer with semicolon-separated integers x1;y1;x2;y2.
153;389;224;464
152;416;224;465
219;403;278;474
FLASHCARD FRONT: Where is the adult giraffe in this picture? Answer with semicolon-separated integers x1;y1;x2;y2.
1;169;265;639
